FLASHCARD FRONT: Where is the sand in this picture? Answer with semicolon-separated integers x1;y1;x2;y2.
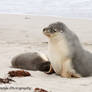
0;14;92;92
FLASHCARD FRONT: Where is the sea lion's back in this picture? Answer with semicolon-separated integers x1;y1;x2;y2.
11;52;49;70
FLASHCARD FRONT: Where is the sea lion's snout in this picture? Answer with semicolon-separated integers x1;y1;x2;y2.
43;27;51;37
43;28;46;32
43;27;56;33
43;28;48;32
43;27;57;37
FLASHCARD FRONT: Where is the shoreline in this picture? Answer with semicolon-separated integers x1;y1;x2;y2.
0;13;92;20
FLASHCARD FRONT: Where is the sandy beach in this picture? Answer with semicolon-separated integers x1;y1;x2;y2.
0;14;92;92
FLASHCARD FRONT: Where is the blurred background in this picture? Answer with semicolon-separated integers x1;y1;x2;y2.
0;0;92;19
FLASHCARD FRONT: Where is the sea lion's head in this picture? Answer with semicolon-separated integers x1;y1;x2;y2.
43;22;66;38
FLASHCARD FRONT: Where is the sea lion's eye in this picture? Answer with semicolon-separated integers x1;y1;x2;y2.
49;28;57;33
51;28;56;32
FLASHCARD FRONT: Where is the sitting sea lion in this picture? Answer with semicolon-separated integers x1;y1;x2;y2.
43;22;92;78
11;52;54;73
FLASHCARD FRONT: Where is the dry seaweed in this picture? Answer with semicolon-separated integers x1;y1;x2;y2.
8;70;31;77
34;88;48;92
0;78;15;84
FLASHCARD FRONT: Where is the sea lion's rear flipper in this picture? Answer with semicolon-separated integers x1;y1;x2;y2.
39;62;55;74
38;62;50;72
46;64;55;74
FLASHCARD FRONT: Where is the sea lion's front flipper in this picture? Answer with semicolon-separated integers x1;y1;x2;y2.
61;59;81;78
71;73;81;78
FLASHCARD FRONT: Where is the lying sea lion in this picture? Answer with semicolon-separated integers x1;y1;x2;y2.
11;52;54;73
43;22;92;78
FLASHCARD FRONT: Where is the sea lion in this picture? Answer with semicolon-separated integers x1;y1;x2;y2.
11;52;54;73
43;22;92;78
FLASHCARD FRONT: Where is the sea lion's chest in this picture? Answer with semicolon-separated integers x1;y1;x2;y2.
48;37;70;74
